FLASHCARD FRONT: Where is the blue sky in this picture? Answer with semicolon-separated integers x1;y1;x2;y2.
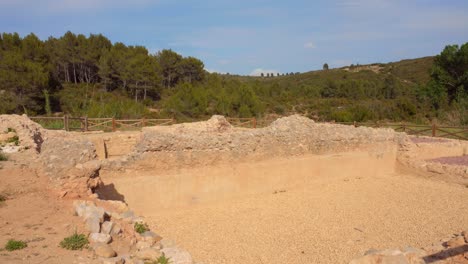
1;0;467;75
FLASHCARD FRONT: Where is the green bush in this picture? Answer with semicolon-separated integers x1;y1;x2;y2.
60;233;88;250
6;136;19;146
0;152;7;161
134;222;149;234
5;239;27;251
145;253;171;264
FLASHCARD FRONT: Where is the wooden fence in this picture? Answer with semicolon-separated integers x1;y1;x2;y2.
30;116;175;132
336;121;468;141
29;116;468;140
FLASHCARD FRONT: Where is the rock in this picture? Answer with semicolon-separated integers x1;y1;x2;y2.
160;238;176;248
111;211;123;220
135;241;152;250
90;233;112;244
111;224;122;235
122;256;144;264
423;244;444;253
402;247;427;264
86;217;101;233
349;249;425;264
83;206;106;222
101;221;115;235
446;236;466;247
100;256;125;264
73;200;96;216
121;210;135;223
106;200;129;213
135;248;161;260
140;231;162;243
161;247;193;264
462;230;468;242
94;243;117;258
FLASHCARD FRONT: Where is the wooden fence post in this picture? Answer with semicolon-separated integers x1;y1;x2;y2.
64;115;69;131
252;117;257;128
353;121;357;127
142;117;147;127
402;122;406;133
432;123;436;137
112;117;116;132
84;116;88;132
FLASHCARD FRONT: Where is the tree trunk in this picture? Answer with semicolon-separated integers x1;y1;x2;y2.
73;63;77;84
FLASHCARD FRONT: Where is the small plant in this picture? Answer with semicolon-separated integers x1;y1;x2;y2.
145;253;171;264
7;135;19;146
6;128;16;133
0;194;6;202
5;239;27;251
0;152;7;161
134;222;149;234
157;253;171;264
60;233;88;250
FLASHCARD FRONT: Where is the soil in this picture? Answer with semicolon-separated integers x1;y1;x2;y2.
0;160;93;264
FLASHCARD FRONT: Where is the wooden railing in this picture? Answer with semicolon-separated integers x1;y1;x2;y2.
30;116;175;132
29;116;468;140
336;122;468;141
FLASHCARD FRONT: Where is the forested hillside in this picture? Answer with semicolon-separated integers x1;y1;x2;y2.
0;32;467;125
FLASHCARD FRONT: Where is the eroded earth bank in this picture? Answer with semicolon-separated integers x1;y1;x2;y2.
0;114;467;264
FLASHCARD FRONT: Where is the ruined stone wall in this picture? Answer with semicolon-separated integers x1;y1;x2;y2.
107;115;398;172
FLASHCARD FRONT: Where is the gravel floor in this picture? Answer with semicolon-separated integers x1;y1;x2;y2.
147;172;468;264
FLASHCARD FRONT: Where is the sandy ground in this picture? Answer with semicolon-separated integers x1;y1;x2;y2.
0;160;93;264
144;171;468;264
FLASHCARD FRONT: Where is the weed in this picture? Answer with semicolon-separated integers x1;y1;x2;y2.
7;136;19;146
134;222;149;234
145;253;171;264
0;194;6;202
60;233;88;250
6;128;16;133
0;152;7;161
5;239;27;251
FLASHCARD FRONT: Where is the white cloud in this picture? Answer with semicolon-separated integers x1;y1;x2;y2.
304;42;316;49
250;68;280;76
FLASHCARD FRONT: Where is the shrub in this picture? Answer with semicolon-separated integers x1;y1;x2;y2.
0;194;6;202
60;233;88;250
0;152;7;161
5;239;27;251
6;136;19;146
134;222;149;234
145;253;171;264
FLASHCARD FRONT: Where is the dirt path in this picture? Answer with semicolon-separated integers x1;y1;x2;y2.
0;161;93;264
146;172;468;264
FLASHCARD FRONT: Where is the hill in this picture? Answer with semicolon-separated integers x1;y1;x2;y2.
169;56;435;123
0;31;466;125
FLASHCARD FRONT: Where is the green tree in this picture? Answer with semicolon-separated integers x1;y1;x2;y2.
430;43;468;103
